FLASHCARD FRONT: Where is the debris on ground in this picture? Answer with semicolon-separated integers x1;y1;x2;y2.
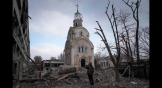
17;67;149;88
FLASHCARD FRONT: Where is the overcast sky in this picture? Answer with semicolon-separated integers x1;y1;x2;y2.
28;0;149;60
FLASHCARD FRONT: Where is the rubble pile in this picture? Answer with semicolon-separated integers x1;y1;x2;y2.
17;67;149;88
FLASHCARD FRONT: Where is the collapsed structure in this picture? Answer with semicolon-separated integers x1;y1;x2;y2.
12;0;31;88
12;0;30;81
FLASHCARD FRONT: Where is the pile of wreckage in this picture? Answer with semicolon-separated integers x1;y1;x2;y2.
17;65;149;88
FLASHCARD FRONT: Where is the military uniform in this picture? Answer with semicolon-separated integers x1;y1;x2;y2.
86;62;94;85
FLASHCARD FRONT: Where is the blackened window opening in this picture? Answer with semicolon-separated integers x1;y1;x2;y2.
45;63;50;67
46;68;49;70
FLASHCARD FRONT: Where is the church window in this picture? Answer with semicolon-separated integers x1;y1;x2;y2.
82;46;84;52
80;31;83;36
79;47;80;52
81;32;82;36
85;47;87;53
76;22;77;26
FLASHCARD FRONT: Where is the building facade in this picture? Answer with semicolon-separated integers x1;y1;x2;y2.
64;9;94;68
99;57;109;69
98;54;129;69
42;60;64;74
12;0;30;83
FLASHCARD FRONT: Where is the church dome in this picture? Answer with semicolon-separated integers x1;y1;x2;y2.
74;11;83;20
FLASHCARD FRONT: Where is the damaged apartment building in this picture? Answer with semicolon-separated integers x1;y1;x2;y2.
12;0;30;84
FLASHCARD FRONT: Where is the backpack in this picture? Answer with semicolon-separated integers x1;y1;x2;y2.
88;66;94;75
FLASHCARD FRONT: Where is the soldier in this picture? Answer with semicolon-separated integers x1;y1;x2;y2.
85;62;94;85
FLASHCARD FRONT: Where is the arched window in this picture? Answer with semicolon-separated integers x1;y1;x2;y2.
76;22;77;26
82;46;84;52
80;31;83;36
79;47;80;52
81;32;82;36
85;47;87;53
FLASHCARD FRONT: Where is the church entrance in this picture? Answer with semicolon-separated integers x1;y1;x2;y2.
81;59;85;67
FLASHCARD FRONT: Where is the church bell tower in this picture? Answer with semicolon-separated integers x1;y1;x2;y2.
73;4;83;27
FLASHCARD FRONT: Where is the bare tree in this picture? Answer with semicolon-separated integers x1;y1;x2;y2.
117;9;136;77
94;51;107;69
138;27;149;58
122;0;142;64
50;57;57;60
94;0;121;82
34;56;42;64
57;52;65;61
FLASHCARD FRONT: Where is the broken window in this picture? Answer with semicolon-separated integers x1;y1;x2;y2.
45;63;50;67
46;68;49;70
54;64;57;67
52;63;54;67
58;64;61;67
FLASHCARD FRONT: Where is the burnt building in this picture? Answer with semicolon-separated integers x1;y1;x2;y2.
12;0;30;86
42;59;64;74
